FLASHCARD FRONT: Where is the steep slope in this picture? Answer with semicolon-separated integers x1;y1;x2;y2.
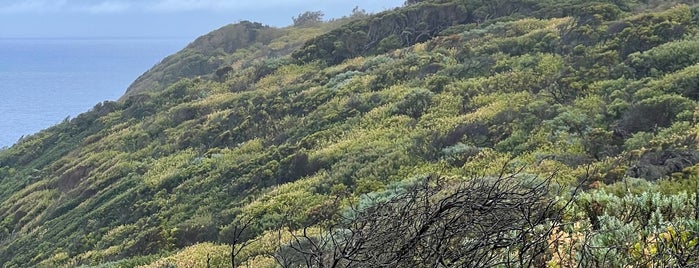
123;21;282;98
123;19;348;99
1;0;699;267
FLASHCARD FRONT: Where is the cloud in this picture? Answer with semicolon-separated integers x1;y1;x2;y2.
71;1;131;13
0;0;377;14
0;0;67;14
0;0;276;14
147;0;298;12
0;0;129;14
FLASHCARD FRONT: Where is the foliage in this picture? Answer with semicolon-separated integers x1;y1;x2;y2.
1;0;699;267
391;88;434;118
293;11;324;27
554;189;699;267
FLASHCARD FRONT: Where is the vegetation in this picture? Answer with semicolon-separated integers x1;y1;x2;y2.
2;0;699;267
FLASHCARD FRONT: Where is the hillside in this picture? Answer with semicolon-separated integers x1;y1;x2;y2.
2;0;699;267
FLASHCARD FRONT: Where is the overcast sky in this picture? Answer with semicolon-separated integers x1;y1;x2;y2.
0;0;404;38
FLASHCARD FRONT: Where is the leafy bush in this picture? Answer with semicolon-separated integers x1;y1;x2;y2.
293;11;324;27
618;94;694;134
391;88;435;118
628;39;699;77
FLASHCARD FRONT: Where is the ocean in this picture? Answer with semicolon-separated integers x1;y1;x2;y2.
0;37;190;148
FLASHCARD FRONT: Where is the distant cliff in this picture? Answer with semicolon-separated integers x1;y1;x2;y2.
123;21;277;98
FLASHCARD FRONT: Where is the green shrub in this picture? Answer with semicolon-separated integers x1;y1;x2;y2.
391;88;435;118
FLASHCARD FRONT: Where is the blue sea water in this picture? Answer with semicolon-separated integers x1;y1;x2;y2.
0;38;190;148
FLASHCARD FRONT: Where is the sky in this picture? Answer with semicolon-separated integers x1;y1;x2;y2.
0;0;405;38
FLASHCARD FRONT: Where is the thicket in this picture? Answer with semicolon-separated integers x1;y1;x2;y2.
1;0;699;267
